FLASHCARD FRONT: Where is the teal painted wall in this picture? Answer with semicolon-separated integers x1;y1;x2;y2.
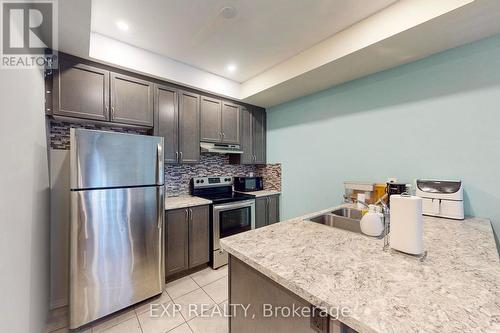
267;35;500;245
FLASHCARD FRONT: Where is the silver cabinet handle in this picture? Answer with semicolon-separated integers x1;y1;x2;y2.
222;132;225;139
219;132;222;141
189;208;193;221
175;151;179;162
111;106;115;119
185;209;189;221
179;151;183;161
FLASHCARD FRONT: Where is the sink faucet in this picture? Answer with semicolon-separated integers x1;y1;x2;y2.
343;194;389;215
343;195;369;209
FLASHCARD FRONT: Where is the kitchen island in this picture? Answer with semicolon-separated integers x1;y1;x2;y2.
220;205;500;333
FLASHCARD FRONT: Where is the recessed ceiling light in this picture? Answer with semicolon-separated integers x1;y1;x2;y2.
116;21;129;31
220;6;237;19
226;64;237;72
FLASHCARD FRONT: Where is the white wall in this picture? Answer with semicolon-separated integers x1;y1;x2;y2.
0;67;50;332
89;33;241;99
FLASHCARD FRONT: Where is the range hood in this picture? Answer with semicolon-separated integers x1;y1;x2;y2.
200;142;243;154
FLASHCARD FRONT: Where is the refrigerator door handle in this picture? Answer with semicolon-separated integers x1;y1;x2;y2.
157;187;164;230
156;143;163;185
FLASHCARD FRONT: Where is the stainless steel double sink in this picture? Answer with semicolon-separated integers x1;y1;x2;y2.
306;207;363;234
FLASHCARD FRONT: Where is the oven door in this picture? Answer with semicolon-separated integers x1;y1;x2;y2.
213;199;255;251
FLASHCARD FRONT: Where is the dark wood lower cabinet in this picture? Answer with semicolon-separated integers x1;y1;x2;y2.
188;205;210;267
268;195;280;225
165;208;189;276
229;256;356;333
165;205;209;278
255;197;268;229
255;194;280;229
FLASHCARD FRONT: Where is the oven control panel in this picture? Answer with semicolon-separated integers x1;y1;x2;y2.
192;176;233;188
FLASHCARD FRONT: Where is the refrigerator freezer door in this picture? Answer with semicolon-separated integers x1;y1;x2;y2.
69;186;164;329
70;129;164;189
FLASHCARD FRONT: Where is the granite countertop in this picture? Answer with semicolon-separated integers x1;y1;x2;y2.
220;205;500;333
165;195;212;210
234;189;281;197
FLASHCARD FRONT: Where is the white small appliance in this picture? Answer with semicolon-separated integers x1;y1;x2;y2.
415;180;464;220
360;205;384;237
390;194;424;255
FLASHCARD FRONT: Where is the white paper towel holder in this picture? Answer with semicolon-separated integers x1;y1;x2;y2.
383;193;428;262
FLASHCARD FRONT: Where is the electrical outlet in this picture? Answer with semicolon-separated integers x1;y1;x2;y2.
310;307;329;333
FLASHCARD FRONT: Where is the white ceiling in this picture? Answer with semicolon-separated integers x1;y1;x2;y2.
91;0;397;82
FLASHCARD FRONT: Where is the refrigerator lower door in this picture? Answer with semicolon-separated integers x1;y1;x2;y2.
70;186;164;329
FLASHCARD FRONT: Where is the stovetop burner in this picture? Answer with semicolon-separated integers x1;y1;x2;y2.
195;191;254;204
190;176;254;204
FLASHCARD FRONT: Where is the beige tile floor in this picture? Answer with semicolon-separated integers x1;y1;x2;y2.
46;266;229;333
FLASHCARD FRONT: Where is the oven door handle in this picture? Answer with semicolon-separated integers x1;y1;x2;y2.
212;199;256;212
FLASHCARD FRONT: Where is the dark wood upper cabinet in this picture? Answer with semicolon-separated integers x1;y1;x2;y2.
155;84;178;163
233;106;266;164
200;96;222;142
53;60;109;121
200;96;240;144
155;88;200;164
253;108;266;164
53;55;156;128
188;206;210;267
239;106;254;164
178;91;200;163
165;208;189;277
110;73;154;126
221;101;240;144
49;54;265;151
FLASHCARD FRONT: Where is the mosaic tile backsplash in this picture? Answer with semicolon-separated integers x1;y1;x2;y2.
165;154;255;195
165;156;281;196
49;120;149;150
49;120;281;196
257;163;281;192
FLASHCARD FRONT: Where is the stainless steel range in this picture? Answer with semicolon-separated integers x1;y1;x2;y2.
190;176;255;268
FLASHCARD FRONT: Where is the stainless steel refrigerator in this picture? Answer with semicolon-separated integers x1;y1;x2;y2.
69;128;164;329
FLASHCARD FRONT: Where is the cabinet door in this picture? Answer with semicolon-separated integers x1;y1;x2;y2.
188;206;210;267
253;109;266;164
267;195;280;225
239;107;254;164
230;256;318;333
200;96;222;142
155;85;178;164
178;91;200;163
166;209;189;277
111;73;154;126
255;197;268;229
54;60;109;121
221;101;240;144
